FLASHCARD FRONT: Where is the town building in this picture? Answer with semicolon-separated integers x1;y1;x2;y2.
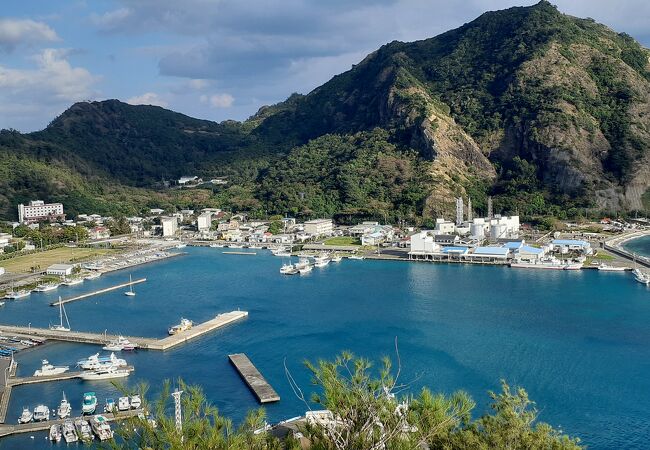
178;176;199;185
18;200;65;223
161;217;178;237
408;231;441;257
46;263;74;276
304;219;334;236
550;239;592;255
434;218;456;235
149;208;165;215
89;226;111;240
197;212;212;231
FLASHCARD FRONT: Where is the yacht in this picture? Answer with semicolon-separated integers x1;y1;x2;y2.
4;289;30;300
598;264;627;272
90;415;114;441
62;277;84;286
74;419;93;441
18;407;32;424
102;336;136;351
80;366;131;381
34;282;60;292
57;392;71;419
168;318;193;335
49;297;71;332
81;392;98;415
104;398;116;413
33;405;50;422
124;274;136;296
118;396;131;411
34;359;69;377
78;352;127;370
130;394;142;409
280;263;298;275
63;419;78;443
49;424;62;442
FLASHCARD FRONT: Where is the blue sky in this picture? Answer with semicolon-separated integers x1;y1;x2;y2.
1;0;649;132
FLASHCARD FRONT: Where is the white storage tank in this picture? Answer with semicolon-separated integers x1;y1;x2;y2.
470;223;484;239
490;223;507;240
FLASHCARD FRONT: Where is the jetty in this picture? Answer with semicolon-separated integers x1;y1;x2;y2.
0;358;17;423
50;278;147;306
0;409;142;437
228;353;280;403
6;366;135;387
222;251;257;256
0;310;248;351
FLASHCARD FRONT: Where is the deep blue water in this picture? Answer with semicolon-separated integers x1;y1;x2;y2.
624;234;650;258
1;246;649;449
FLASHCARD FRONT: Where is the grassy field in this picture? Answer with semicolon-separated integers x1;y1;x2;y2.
1;247;118;273
323;236;361;246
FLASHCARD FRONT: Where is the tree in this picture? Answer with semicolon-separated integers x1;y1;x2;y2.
107;216;131;235
268;220;283;235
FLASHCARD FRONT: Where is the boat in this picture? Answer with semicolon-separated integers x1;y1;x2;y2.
209;243;223;248
18;407;32;424
124;274;136;296
80;366;131;381
33;404;50;422
510;257;576;270
81;392;97;414
130;394;142;409
34;282;60;292
58;392;71;419
271;247;292;257
348;255;364;260
104;398;116;413
299;264;313;274
50;297;71;331
118;396;130;411
633;268;650;285
102;336;136;351
49;424;62;442
176;243;187;249
597;264;627;272
34;359;69;376
280;263;298;275
294;258;310;270
4;289;30;300
84;272;101;280
313;254;330;268
62;419;78;443
78;352;127;370
331;255;343;263
563;262;583;270
168;318;193;335
74;418;93;441
90;415;114;440
63;277;84;286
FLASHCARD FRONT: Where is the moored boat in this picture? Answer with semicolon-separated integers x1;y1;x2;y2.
168;318;193;335
280;263;298;275
58;392;71;418
102;336;136;351
299;264;313;274
62;419;78;443
18;407;32;424
130;394;142;409
4;290;30;300
50;297;71;331
34;359;69;377
63;277;84;286
118;396;130;411
633;268;650;285
90;415;114;440
74;418;93;441
81;392;97;415
33;404;50;422
80;367;131;381
104;398;116;413
598;264;627;271
49;424;62;442
331;255;343;263
34;282;60;292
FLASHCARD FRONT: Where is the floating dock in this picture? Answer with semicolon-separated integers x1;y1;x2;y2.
0;409;142;437
50;278;147;306
0;310;248;352
7;366;134;387
228;353;280;403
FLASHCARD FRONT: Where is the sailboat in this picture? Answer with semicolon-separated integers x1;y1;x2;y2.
124;274;136;297
50;297;71;332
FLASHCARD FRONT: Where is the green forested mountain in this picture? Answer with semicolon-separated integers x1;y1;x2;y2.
2;1;649;221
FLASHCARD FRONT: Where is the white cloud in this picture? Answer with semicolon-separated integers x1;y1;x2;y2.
0;18;60;53
200;93;234;108
126;92;168;107
90;8;132;30
188;78;210;90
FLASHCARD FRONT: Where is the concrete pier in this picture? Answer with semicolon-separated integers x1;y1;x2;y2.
50;278;147;306
0;359;17;423
222;251;257;256
229;353;280;403
7;366;134;387
0;409;142;437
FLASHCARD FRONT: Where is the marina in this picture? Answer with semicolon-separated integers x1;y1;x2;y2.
228;353;280;404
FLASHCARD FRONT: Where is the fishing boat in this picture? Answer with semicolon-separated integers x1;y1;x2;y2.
130;394;142;409
34;282;60;292
124;274;136;297
271;247;292;257
49;424;62;442
597;264;627;272
313;254;330;268
74;418;93;441
62;420;78;443
18;407;32;424
280;263;298;275
294;258;310;270
331;255;343;263
633;268;650;285
104;398;116;413
3;289;30;300
168;318;193;335
90;415;114;440
49;297;71;331
299;264;313;274
102;336;136;351
81;392;97;415
33;405;50;422
58;392;71;418
34;359;69;377
62;277;84;286
80;366;131;381
511;257;570;270
118;396;130;411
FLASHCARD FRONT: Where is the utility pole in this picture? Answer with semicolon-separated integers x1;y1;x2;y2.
172;388;183;435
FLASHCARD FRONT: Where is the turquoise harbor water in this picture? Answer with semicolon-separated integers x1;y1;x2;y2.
1;245;650;449
624;234;650;258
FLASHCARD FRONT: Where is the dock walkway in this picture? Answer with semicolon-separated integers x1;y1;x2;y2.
51;278;147;306
229;353;280;404
0;359;17;423
7;366;135;387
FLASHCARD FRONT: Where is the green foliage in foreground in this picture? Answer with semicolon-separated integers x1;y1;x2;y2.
109;353;581;450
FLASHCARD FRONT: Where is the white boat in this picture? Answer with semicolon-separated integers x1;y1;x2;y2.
209;243;223;248
34;283;60;292
102;336;136;351
50;297;71;332
63;420;78;443
130;394;142;409
597;264;627;272
314;257;330;268
280;264;298;275
49;424;62;442
80;367;131;381
63;277;84;286
271;247;292;257
299;264;313;274
18;407;32;424
168;318;193;335
124;274;136;296
4;289;30;300
33;404;50;422
90;415;113;441
81;392;97;415
294;258;310;270
78;352;127;370
511;257;573;270
34;359;69;377
176;243;187;249
84;272;101;280
331;255;343;263
74;418;93;441
348;255;364;260
633;269;650;285
58;392;71;419
118;396;130;411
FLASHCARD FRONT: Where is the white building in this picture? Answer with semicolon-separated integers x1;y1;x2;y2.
161;217;178;237
46;263;74;276
489;215;520;239
434;218;456;235
178;176;198;185
304;219;334;237
409;231;441;256
197;212;212;231
18;200;64;223
0;233;11;249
